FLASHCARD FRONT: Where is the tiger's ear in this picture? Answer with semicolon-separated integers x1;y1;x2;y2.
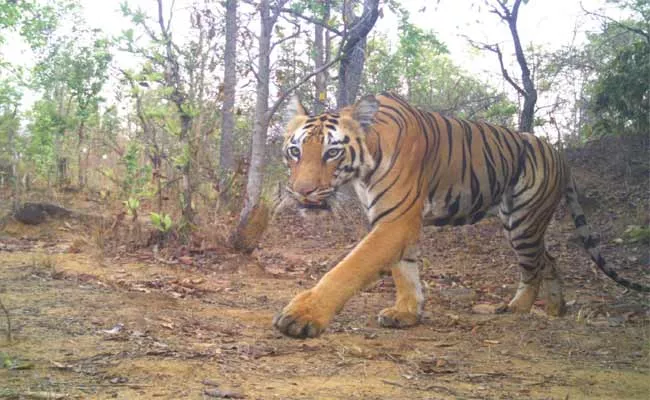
353;95;379;128
286;95;308;121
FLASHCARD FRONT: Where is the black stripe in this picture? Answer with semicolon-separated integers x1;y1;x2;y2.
356;138;365;164
365;137;382;184
574;215;587;227
583;235;598;248
441;116;453;165
368;174;400;209
371;189;411;226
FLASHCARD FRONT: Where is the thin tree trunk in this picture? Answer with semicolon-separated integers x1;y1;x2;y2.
313;0;329;113
248;0;272;212
231;0;277;252
8;107;19;211
232;0;345;252
219;0;238;203
501;0;537;132
77;120;86;188
156;0;195;226
336;0;379;108
180;115;195;225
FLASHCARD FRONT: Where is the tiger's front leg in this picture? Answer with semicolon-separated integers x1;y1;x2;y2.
378;246;424;328
273;217;421;338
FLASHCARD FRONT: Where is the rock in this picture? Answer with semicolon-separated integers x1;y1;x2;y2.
439;287;477;304
14;203;48;225
13;202;71;225
472;303;500;315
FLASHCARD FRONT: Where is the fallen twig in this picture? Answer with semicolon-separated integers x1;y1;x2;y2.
21;392;68;400
0;296;11;342
380;379;405;388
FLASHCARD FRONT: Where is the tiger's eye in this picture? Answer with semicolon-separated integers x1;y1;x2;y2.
325;148;342;159
288;146;301;158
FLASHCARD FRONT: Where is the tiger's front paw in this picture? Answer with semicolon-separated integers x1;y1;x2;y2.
273;289;333;338
378;307;420;328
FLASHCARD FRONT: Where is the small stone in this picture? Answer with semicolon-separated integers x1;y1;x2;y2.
472;303;499;314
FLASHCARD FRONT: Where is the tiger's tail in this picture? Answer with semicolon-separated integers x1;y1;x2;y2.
565;176;650;292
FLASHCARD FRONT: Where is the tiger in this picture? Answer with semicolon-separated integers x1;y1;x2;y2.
272;92;650;338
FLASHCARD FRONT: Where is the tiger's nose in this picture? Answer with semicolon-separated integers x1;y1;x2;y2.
294;182;318;196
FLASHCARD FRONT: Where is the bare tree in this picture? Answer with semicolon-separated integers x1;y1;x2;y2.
219;0;238;203
231;0;349;252
470;0;537;132
312;0;330;113
231;0;283;252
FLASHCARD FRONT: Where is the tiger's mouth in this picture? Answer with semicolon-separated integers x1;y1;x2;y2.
286;186;335;211
297;201;331;211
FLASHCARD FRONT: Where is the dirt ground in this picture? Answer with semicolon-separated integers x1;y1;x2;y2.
1;139;649;399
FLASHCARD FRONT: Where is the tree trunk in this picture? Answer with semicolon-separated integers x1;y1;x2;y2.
156;0;195;226
77;120;86;188
473;1;538;132
8;107;19;211
180;115;195;225
336;0;379;108
219;0;238;203
519;89;537;132
231;0;276;252
55;88;66;188
507;1;536;132
313;0;329;113
57;157;68;187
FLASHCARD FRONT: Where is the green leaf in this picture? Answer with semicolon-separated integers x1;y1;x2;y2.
150;212;161;227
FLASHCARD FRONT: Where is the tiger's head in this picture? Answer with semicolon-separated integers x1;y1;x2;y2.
282;95;379;209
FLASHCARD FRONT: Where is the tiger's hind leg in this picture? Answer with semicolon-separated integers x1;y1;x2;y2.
378;246;424;328
507;264;542;313
539;252;566;316
505;249;565;316
500;184;565;316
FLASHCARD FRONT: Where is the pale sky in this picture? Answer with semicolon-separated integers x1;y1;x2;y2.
2;0;618;128
76;0;612;75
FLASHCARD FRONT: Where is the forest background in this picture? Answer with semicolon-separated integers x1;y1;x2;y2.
0;0;647;247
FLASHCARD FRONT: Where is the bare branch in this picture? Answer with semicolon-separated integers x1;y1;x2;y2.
581;3;650;43
0;296;12;343
157;0;167;35
467;39;527;97
488;6;506;20
141;21;161;43
485;0;508;20
270;24;303;53
266;52;344;123
495;0;512;19
119;68;150;136
279;7;342;36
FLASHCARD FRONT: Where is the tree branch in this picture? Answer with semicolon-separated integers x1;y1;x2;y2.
581;3;650;43
279;7;342;36
266;52;344;124
270;23;303;53
340;0;380;56
119;68;150;136
467;39;527;97
0;296;12;343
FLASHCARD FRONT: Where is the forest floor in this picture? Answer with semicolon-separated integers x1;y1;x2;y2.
1;136;649;400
